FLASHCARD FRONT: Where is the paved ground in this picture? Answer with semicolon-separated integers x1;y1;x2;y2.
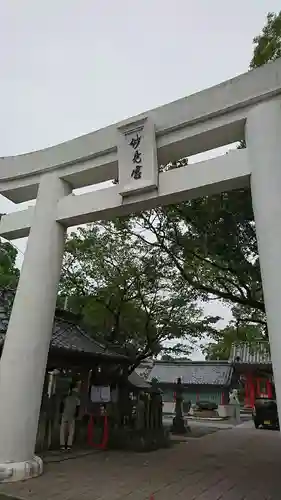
163;415;238;430
0;424;280;499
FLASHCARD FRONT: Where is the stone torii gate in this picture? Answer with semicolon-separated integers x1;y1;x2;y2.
0;59;281;481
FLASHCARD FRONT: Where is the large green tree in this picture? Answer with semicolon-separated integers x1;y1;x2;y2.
59;222;214;369
122;193;264;331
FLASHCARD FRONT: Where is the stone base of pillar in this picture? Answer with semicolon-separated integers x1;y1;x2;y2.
0;456;43;483
170;416;190;435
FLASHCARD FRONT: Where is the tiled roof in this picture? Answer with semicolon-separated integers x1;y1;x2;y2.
229;342;271;365
0;290;127;360
147;361;233;387
128;371;152;389
51;319;127;359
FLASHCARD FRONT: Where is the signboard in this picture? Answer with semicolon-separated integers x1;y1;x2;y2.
117;117;158;197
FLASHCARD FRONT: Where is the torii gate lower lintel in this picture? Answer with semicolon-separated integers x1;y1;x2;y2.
0;60;281;482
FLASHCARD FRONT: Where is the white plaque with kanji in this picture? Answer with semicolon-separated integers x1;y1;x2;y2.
117;117;158;198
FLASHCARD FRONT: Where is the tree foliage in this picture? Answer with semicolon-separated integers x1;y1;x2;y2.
203;325;263;360
161;354;191;361
0;240;19;289
250;11;281;68
59;222;214;368
121;190;264;332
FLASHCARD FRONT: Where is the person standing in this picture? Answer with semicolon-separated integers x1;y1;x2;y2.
60;387;80;451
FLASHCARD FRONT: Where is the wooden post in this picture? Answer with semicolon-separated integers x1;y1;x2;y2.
249;375;255;408
256;378;261;398
267;379;273;399
245;375;249;407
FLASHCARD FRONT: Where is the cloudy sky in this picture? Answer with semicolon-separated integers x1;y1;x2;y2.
0;0;279;357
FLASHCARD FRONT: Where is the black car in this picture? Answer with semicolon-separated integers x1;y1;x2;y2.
252;397;279;430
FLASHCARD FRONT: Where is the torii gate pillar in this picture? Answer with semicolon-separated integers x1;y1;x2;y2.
246;99;281;419
0;175;70;481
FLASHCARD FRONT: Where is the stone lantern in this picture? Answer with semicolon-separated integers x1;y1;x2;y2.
170;377;189;435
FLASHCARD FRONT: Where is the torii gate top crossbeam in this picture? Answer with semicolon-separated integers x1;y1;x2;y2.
1;59;281;241
1;58;281;205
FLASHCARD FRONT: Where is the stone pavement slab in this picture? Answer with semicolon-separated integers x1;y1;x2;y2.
0;427;280;500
